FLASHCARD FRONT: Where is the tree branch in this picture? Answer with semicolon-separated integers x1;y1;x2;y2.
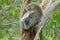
20;0;31;40
20;0;31;17
34;0;60;40
41;0;53;11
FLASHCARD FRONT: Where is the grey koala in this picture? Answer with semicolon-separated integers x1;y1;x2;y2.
20;3;43;30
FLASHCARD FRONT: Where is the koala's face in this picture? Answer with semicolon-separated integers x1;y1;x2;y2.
26;3;37;11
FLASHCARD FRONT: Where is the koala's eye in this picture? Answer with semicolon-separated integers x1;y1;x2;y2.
27;6;31;10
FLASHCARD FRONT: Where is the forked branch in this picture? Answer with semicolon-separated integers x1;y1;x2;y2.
20;0;60;40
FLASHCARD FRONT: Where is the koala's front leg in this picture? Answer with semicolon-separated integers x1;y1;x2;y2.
20;19;30;30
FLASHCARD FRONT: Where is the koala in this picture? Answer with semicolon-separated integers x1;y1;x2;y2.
20;3;43;30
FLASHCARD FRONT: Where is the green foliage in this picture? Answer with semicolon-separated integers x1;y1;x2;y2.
0;0;20;40
42;9;60;40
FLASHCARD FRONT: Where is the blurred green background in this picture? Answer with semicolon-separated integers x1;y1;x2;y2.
0;0;60;40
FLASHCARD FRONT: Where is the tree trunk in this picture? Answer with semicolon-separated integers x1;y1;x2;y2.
21;27;38;40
